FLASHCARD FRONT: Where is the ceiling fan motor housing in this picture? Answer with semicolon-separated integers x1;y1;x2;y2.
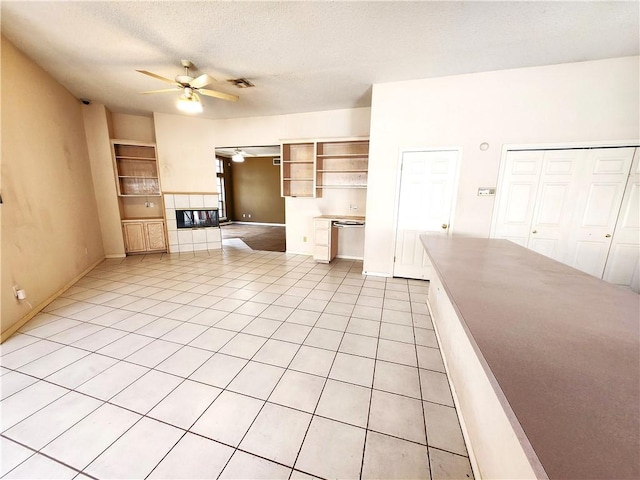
176;74;194;85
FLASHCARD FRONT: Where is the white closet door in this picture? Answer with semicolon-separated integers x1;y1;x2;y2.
603;148;640;291
528;149;584;261
493;150;544;247
393;150;458;280
567;147;635;277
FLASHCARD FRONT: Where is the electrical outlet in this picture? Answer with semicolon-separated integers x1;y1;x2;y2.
349;204;358;211
12;285;26;300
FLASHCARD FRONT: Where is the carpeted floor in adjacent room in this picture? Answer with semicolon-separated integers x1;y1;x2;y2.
221;223;286;252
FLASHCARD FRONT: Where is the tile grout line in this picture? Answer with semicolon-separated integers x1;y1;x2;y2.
4;253;452;479
285;271;363;479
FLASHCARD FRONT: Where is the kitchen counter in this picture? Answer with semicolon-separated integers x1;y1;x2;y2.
314;214;365;222
420;235;639;479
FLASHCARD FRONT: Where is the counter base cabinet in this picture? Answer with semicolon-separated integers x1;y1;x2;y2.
313;219;338;263
123;220;167;254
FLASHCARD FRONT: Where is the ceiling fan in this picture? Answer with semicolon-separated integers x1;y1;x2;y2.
137;60;239;113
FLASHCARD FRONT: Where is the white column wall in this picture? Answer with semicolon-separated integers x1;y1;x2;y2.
364;56;640;276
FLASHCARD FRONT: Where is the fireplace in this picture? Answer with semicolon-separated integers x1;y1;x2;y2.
175;209;219;229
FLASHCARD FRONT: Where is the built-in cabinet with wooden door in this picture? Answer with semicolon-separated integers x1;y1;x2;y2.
111;140;167;254
493;146;639;291
122;220;166;253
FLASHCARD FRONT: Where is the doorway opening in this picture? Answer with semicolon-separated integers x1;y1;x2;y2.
214;145;285;252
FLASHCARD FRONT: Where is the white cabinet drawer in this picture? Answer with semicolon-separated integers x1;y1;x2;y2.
315;228;330;245
313;245;330;262
314;219;331;230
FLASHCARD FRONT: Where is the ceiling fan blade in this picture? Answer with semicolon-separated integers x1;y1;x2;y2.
141;88;179;94
190;73;216;89
136;70;180;86
199;88;239;102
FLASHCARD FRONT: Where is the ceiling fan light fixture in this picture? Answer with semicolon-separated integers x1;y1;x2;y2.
177;91;203;114
232;148;245;163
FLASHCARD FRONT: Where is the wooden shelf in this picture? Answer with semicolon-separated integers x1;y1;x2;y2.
112;141;163;245
280;139;369;198
115;156;156;161
315;140;369;198
118;194;162;197
317;154;369;159
113;142;160;197
281;142;315;197
118;175;158;179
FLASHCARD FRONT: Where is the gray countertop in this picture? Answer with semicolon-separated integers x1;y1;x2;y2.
420;235;640;479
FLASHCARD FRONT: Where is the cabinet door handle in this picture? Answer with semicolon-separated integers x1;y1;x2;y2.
605;234;611;238
532;230;538;234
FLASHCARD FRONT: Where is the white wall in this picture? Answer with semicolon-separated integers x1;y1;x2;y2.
154;108;371;255
364;56;640;276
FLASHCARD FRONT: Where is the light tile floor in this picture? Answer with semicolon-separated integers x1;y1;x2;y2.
0;246;474;480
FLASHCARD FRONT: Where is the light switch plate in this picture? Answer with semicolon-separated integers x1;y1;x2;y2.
478;187;496;196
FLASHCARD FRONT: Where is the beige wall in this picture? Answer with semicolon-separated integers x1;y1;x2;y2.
364;56;640;276
153;108;371;255
154;113;218;192
82;104;125;257
229;156;284;224
112;113;155;143
1;37;104;334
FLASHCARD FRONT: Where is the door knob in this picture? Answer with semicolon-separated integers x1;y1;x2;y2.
441;224;448;229
532;230;538;234
605;234;611;238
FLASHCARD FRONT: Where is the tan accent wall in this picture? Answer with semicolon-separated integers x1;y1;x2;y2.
112;113;155;143
1;36;105;334
82;104;126;257
229;157;284;224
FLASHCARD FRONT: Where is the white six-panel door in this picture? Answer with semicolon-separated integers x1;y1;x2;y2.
492;150;544;247
528;149;583;261
494;146;637;289
603;149;640;291
568;148;634;277
393;150;458;280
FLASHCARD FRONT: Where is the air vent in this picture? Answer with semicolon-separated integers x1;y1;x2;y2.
228;78;255;88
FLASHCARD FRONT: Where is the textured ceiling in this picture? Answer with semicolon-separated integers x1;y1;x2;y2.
1;1;638;120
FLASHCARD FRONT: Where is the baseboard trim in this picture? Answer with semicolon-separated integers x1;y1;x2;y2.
105;254;126;259
361;271;392;277
1;256;106;343
226;221;286;227
285;250;312;256
335;255;364;261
